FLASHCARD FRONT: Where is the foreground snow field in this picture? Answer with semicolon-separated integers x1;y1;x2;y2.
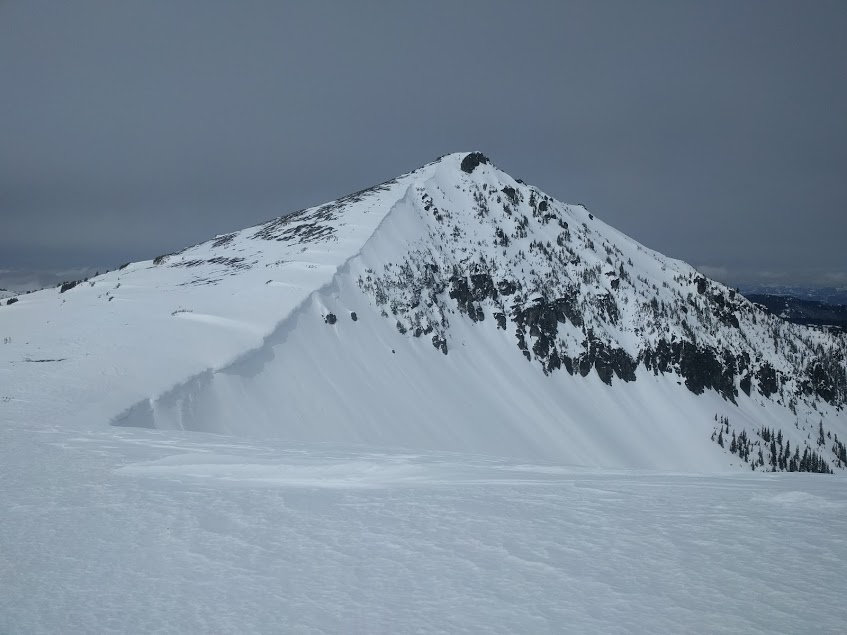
2;420;846;634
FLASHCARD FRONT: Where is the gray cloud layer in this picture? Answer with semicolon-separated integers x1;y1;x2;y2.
1;0;845;289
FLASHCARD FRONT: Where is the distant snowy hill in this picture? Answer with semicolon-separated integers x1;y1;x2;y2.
742;284;847;307
2;152;845;472
745;293;847;334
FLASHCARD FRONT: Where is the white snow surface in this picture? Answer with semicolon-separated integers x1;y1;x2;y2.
3;152;847;631
2;421;846;634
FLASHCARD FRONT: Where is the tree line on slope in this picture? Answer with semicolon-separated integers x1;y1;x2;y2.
711;414;842;473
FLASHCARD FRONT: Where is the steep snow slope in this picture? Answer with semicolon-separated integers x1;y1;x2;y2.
0;160;440;430
2;153;845;472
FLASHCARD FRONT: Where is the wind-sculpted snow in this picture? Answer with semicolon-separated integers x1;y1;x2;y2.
1;153;845;473
0;157;440;437
2;422;847;633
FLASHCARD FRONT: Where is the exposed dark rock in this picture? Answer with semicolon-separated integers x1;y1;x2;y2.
596;293;620;325
568;335;639;385
606;347;638;383
449;276;475;318
497;279;518;296
677;344;736;401
501;186;518;204
432;334;448;355
118;262;130;270
211;233;236;248
806;361;836;402
494;312;507;330
553;293;583;327
516;329;528;352
449;273;495;321
578;353;593;377
470;273;497;301
546;350;562;374
594;356;614;385
532;335;550;359
514;298;559;341
460;152;490;174
756;363;778;398
253;180;397;244
719;312;740;329
642;339;737;401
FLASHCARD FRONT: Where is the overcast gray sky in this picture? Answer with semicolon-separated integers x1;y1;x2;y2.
1;0;845;291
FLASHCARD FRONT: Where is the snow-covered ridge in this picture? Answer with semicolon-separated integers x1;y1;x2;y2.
0;156;443;429
2;152;845;472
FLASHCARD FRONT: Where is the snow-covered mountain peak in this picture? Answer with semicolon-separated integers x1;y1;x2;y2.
2;152;845;472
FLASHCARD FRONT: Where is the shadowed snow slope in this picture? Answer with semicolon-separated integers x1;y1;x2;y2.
2;153;846;472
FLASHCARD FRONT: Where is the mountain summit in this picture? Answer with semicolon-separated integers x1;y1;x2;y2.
2;152;845;471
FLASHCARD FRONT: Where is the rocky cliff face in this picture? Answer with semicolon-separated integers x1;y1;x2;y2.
355;153;846;412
